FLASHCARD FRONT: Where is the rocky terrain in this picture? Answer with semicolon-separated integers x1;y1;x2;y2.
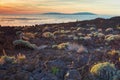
0;16;120;80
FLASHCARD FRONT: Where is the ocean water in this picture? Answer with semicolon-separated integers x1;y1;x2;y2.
0;14;113;26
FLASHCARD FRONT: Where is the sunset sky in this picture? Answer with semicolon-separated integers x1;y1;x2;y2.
0;0;120;15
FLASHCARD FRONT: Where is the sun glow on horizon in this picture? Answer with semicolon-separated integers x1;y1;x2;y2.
0;0;120;15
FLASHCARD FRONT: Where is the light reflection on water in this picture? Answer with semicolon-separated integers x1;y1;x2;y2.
0;14;113;26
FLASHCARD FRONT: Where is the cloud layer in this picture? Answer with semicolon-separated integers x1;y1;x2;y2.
0;0;120;15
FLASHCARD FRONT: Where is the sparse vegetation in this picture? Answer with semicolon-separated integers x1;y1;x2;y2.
0;55;15;64
57;42;69;49
0;17;120;80
13;39;37;49
16;53;26;62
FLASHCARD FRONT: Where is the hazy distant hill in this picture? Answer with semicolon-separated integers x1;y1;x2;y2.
42;12;96;15
72;12;96;15
42;12;65;15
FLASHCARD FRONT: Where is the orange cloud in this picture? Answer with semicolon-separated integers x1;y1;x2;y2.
0;4;55;14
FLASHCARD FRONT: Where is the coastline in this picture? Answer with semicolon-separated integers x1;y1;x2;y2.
0;16;119;28
0;16;120;80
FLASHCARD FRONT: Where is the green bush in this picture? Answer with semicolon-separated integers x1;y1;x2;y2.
90;62;117;80
51;67;59;75
13;40;37;50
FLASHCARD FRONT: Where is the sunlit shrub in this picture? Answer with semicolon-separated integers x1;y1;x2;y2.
84;36;92;40
92;32;99;37
16;53;26;62
90;62;116;80
60;30;70;33
77;45;88;53
23;32;36;39
13;40;37;50
52;45;58;48
90;27;96;31
0;55;15;64
79;37;85;40
108;50;120;56
97;33;105;38
57;42;69;49
105;35;120;42
68;35;74;38
77;27;82;31
53;31;60;35
116;26;120;30
42;32;54;38
73;36;79;40
105;28;113;32
77;33;83;36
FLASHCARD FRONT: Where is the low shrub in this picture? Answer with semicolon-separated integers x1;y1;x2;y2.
105;28;113;32
16;31;22;35
23;32;36;39
42;32;54;38
0;55;15;64
108;50;120;56
57;42;69;49
16;53;26;62
13;40;37;50
90;27;96;31
90;62;119;80
105;35;120;42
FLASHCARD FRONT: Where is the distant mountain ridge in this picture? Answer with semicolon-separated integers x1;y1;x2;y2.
42;12;96;15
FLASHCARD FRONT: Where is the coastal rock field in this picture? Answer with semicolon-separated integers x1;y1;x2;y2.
0;17;120;80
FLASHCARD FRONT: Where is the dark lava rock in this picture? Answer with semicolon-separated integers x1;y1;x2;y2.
33;72;58;80
64;69;81;80
47;59;67;69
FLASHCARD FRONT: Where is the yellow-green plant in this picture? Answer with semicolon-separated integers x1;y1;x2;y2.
57;42;69;49
51;67;59;75
108;50;120;56
105;35;120;42
90;62;118;80
0;55;15;64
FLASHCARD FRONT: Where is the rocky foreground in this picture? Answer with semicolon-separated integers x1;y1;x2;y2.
0;16;120;80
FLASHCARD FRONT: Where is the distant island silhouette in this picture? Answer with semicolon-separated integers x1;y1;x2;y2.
42;12;96;15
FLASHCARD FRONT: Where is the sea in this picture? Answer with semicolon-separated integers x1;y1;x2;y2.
0;14;113;26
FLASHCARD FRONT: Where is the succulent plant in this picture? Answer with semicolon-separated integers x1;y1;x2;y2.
90;62;120;80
